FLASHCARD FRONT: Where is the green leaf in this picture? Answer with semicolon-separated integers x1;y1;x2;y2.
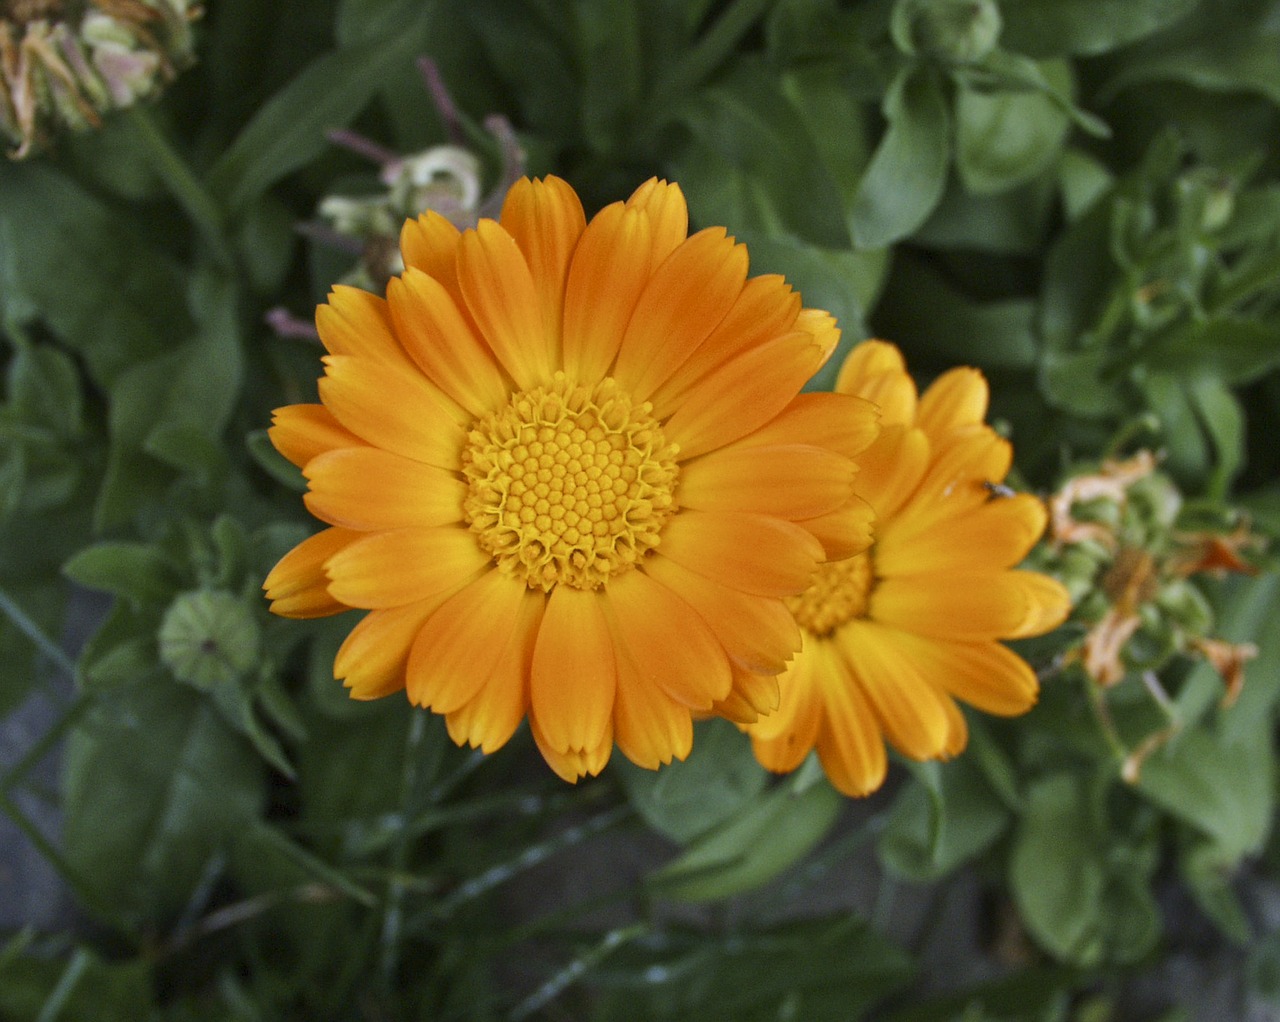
1010;774;1107;965
672;59;851;248
575;0;646;153
335;0;426;45
0;162;185;388
851;66;951;249
0;944;154;1022
954;58;1072;194
209;28;428;210
62;543;183;607
7;344;82;437
649;778;842;901
999;0;1199;57
1146;318;1280;386
879;756;1010;882
616;719;767;845
1136;726;1273;866
63;681;265;921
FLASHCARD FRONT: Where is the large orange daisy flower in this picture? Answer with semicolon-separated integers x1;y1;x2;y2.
264;175;878;781
748;341;1071;797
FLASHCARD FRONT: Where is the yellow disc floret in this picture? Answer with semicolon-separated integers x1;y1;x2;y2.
462;372;679;592
787;551;874;636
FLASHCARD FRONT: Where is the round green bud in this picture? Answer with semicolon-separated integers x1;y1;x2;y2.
158;589;261;690
892;0;1003;63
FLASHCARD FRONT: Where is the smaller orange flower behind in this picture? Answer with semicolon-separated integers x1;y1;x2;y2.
748;341;1071;797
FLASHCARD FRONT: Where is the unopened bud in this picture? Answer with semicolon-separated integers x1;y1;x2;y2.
159;589;261;690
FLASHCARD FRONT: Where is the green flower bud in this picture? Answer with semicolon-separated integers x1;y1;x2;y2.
892;0;1002;63
159;589;261;690
1155;578;1214;637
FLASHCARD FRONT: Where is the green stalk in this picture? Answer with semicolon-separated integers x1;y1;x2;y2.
126;105;234;270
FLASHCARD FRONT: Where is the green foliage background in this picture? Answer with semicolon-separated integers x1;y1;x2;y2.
2;0;1280;1018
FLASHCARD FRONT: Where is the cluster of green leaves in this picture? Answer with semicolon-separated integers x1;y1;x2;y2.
2;0;1280;1019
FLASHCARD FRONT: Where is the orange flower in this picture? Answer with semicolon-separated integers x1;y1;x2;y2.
264;176;877;781
747;341;1070;797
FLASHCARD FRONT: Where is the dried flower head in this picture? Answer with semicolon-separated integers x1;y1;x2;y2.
1;0;201;158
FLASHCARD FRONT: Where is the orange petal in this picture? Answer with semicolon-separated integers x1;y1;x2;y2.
269;404;363;469
795;308;841;365
649;274;801;419
642;555;800;676
851;424;930;520
713;663;781;724
680;444;854;520
334;594;452;700
663;332;826;461
888;631;1039;716
795;496;877;561
405;569;534;713
813;640;888;798
657;510;823;597
603;567;732;709
323;526;489;609
386;268;510;417
530;586;616;754
445;592;542;753
263;526;359;618
304;447;466;531
316;286;415;370
500;175;586;347
530;713;613;783
319;355;467;465
624;177;688;264
917;366;988;437
612;637;694;769
835;620;953;762
895;429;1013;534
834;339;917;428
748;642;819;745
725;392;879;462
613;227;748;401
870;570;1040;641
561;201;653;383
1005;570;1072;638
876;493;1047;575
458;218;555;389
399;211;465;308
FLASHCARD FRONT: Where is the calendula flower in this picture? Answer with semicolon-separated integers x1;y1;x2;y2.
1;0;201;158
748;341;1070;798
264;175;877;781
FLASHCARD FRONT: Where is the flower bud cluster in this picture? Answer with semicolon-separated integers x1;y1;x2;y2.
1031;450;1261;702
1;0;202;158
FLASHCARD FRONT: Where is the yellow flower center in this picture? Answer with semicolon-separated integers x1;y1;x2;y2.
461;372;679;592
787;551;874;636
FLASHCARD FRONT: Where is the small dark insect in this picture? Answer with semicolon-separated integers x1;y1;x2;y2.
984;481;1017;500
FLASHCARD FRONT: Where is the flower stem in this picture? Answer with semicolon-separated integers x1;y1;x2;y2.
126;105;234;270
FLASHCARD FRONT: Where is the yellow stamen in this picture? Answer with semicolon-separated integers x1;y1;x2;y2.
461;372;679;592
787;551;874;636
